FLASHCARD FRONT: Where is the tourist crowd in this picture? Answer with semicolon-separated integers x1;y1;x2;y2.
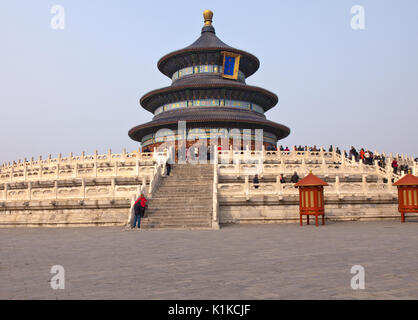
142;144;416;176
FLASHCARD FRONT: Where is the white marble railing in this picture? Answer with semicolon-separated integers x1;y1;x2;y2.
127;147;173;226
218;175;398;200
0;178;148;202
215;147;418;180
212;149;219;228
0;149;170;183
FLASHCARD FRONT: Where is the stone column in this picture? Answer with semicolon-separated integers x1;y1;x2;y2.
244;175;249;199
335;176;341;196
28;181;32;200
361;175;368;195
94;150;98;178
81;178;86;199
136;159;140;176
4;183;8;201
111;178;116;199
122;148;127;162
276;176;282;195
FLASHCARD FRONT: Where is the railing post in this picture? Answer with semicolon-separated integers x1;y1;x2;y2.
321;158;327;174
112;178;116;199
320;147;324;161
136;159;140;176
301;158;307;174
341;151;346;172
276;176;282;195
359;159;364;174
375;160;380;174
28;181;32;200
212;161;220;229
94;150;98;178
361;175;368;195
82;178;86;199
245;175;249;199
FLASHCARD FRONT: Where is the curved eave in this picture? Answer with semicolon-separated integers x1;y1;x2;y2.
157;47;260;79
140;83;278;113
128;118;290;142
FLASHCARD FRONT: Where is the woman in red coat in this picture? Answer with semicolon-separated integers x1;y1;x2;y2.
132;194;147;229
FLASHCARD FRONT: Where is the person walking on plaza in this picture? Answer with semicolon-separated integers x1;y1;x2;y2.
132;193;147;229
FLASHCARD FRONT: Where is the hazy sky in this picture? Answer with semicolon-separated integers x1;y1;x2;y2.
0;0;417;164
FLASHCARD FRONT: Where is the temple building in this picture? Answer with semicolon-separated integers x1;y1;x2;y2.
128;10;290;151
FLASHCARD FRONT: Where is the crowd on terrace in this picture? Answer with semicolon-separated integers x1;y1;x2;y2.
276;145;416;175
140;143;417;176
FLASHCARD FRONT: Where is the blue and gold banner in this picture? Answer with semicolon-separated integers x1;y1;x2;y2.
221;51;241;80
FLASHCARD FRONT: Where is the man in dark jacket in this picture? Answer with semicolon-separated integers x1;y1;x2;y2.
253;174;259;189
291;171;300;183
132;194;147;229
166;162;171;176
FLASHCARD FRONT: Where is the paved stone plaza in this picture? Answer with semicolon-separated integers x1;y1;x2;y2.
1;221;417;300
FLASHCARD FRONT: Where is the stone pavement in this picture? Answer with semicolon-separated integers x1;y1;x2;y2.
1;221;417;299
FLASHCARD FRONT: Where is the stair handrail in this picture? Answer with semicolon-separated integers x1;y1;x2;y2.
212;146;220;229
127;151;170;227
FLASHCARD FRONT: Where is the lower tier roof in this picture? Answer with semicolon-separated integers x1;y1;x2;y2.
128;107;290;142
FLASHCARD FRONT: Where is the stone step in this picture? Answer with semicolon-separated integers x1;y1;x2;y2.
142;216;211;221
142;218;211;222
148;205;212;210
145;210;212;215
148;197;212;203
158;184;212;189
142;223;212;229
145;210;211;215
162;179;211;183
138;164;214;229
145;207;212;213
150;196;212;200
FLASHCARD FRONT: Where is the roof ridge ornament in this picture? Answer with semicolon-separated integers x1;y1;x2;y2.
202;10;215;34
203;10;213;26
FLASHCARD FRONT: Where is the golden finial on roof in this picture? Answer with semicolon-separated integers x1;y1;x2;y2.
203;10;213;26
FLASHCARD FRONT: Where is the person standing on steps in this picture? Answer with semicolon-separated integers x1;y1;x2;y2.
253;174;259;189
166;162;171;176
132;193;147;229
291;171;300;184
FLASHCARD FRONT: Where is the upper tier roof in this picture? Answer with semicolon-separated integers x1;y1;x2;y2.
157;11;260;79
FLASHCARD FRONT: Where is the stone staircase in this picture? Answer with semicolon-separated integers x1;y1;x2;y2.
141;164;214;229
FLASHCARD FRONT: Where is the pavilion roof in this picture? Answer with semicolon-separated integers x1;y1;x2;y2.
295;173;329;187
393;174;418;186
